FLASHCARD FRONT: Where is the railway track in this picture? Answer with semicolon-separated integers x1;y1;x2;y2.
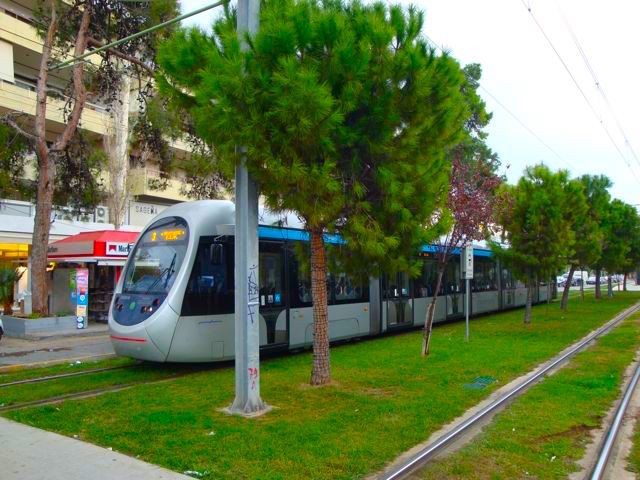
0;369;201;413
0;364;140;389
380;301;640;480
590;361;640;480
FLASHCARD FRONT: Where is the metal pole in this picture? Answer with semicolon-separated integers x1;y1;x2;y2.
49;0;229;71
226;0;269;416
465;278;470;341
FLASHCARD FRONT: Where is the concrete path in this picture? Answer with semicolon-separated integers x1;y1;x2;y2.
0;417;192;480
0;329;114;367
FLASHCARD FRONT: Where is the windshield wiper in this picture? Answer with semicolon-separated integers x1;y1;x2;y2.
164;253;177;289
143;253;177;294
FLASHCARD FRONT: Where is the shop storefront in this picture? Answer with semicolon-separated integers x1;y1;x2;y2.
47;230;139;322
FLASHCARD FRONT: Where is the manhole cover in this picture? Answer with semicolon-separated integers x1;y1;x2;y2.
464;376;497;390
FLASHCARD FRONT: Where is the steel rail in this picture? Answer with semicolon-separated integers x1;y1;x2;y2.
590;361;640;479
382;302;640;480
0;370;200;412
0;364;139;389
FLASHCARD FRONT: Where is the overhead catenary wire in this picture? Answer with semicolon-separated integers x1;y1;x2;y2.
553;0;640;171
520;0;640;185
423;33;575;171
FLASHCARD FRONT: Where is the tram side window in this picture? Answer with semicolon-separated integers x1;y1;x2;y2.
333;272;368;303
501;268;515;289
182;238;234;316
414;258;440;298
289;243;314;308
472;257;497;292
259;248;284;307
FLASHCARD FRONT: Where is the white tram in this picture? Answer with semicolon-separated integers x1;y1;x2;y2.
109;200;548;362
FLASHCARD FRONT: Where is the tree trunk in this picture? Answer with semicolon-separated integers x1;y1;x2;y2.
580;268;584;300
547;277;551;304
560;265;576;310
30;5;90;315
105;67;131;230
595;269;602;299
624;273;628;291
310;230;330;385
422;268;444;357
31;151;56;315
524;279;533;324
607;275;613;298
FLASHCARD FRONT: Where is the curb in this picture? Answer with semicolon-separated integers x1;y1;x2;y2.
0;353;117;374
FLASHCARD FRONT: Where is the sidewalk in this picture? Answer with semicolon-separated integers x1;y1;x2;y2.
0;327;114;368
0;417;191;480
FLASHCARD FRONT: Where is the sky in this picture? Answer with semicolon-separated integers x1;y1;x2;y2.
180;0;640;206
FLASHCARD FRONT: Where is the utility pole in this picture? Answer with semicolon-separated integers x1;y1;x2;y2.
226;0;269;416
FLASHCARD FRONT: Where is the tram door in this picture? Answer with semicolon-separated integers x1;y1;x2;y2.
385;271;413;328
259;242;288;347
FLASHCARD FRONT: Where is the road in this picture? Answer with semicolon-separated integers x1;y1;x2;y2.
0;327;114;367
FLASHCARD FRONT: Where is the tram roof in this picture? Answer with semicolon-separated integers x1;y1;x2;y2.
160;200;493;256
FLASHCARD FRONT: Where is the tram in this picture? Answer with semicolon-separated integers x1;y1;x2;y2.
109;200;548;362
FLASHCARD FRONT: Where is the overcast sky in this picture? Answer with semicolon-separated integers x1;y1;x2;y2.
180;0;640;206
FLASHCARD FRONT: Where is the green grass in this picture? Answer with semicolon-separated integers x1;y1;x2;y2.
626;396;640;473
0;357;136;384
420;313;640;479
4;293;640;479
0;362;207;407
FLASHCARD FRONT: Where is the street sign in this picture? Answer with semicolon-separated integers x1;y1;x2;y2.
461;246;473;280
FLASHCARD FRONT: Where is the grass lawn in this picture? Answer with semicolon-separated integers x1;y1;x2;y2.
419;312;640;479
0;356;136;384
4;293;640;479
0;361;206;407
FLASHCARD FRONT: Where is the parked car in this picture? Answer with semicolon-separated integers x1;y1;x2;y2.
556;276;566;287
587;276;597;285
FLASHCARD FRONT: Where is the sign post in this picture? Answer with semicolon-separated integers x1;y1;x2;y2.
461;246;473;341
226;0;269;417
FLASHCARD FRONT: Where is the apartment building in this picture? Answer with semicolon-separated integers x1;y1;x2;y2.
0;0;195;314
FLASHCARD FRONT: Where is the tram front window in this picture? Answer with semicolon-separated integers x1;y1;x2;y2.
122;217;189;295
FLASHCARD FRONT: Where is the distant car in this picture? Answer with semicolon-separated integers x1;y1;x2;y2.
556;276;566;287
0;318;3;342
587;276;597;285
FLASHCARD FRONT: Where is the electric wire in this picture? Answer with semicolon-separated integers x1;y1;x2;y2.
520;0;640;184
423;34;575;171
553;0;640;171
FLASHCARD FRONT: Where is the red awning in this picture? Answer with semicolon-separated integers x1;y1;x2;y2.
48;230;139;262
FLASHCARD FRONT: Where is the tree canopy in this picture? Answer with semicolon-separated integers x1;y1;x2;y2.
492;164;578;323
157;0;469;383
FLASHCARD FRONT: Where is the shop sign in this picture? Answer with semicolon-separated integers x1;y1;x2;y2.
129;201;167;227
48;241;94;257
105;242;131;256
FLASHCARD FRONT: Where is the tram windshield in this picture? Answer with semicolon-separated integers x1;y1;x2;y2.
122;217;189;294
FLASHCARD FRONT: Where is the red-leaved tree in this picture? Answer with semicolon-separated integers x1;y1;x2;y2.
421;152;502;356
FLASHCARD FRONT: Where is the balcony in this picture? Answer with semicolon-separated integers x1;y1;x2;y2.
0;76;110;135
0;8;100;64
129;167;190;203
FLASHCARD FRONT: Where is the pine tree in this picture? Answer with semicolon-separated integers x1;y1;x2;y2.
492;164;576;324
157;0;468;384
